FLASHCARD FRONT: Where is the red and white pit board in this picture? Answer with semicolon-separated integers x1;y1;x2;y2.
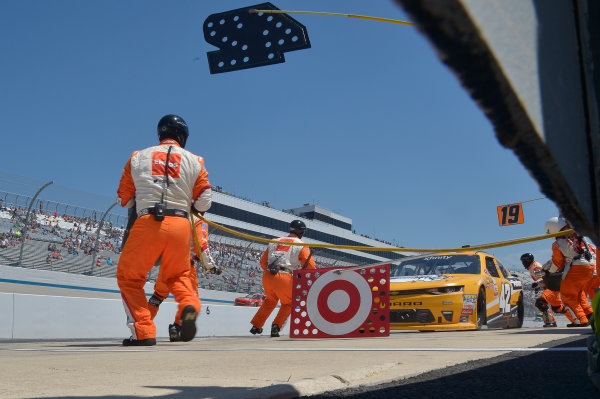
290;265;390;338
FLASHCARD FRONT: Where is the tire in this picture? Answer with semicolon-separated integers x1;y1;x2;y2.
253;302;259;307
476;287;486;330
511;292;524;329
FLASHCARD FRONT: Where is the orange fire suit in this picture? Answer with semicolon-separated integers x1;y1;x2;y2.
250;234;315;330
527;260;573;323
148;219;210;320
551;235;596;324
116;138;211;340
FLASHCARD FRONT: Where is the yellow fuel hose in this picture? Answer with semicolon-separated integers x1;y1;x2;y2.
249;9;413;26
191;210;573;253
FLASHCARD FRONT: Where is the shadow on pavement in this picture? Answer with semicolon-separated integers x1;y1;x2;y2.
510;328;594;336
303;336;599;399
32;385;269;399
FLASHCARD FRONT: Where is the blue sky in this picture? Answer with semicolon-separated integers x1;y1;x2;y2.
0;0;560;269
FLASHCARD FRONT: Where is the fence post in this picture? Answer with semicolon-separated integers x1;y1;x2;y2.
17;181;53;267
88;201;118;276
237;241;254;291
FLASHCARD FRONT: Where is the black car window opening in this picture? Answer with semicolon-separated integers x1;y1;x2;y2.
485;257;500;277
392;255;481;276
496;260;511;278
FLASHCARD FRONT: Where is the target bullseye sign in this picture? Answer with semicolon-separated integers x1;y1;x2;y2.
291;265;390;338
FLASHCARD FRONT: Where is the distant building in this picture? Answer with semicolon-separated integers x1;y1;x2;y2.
207;192;408;265
286;203;352;231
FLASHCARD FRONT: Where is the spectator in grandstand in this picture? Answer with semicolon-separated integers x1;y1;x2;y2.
544;217;597;327
147;217;217;342
116;114;212;346
250;220;315;337
520;252;573;327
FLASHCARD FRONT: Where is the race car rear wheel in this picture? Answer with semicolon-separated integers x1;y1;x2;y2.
476;287;486;329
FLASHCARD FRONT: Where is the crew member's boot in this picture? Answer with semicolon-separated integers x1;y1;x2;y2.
169;324;181;342
250;325;263;335
179;305;197;342
271;324;280;338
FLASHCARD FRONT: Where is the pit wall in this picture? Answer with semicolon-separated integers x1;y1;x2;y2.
0;265;286;340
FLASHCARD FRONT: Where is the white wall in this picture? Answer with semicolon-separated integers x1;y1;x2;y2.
0;265;286;339
0;292;287;339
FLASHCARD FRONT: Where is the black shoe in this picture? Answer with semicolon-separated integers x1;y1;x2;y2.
179;305;197;342
169;324;181;342
543;323;557;328
122;337;156;346
270;324;280;338
250;326;263;335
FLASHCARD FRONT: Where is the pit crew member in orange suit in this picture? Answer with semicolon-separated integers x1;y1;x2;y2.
545;217;596;327
148;217;217;341
584;246;600;301
116;114;212;346
520;253;573;326
250;220;315;337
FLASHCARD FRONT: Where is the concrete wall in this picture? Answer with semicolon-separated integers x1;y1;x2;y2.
0;292;286;339
0;265;287;339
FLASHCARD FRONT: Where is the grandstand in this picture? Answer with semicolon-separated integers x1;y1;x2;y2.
0;203;265;293
0;183;414;296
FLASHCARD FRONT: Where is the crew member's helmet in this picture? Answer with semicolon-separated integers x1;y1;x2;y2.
289;220;307;238
545;217;569;235
158;114;189;148
520;253;534;268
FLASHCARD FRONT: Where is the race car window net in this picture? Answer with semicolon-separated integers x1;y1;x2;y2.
496;260;511;278
485;257;500;277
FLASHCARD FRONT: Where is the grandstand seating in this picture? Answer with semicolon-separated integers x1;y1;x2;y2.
1;203;348;296
0;207;267;293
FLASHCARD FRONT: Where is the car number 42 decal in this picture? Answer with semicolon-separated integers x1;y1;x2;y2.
499;283;512;313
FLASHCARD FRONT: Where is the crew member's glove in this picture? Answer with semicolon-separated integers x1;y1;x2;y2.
267;264;280;275
201;248;216;270
531;282;538;289
193;252;222;275
203;250;222;275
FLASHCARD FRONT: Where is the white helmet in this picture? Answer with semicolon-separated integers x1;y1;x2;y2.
545;217;568;234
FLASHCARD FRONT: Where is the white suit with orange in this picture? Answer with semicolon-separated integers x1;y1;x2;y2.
550;235;596;324
250;234;315;330
527;260;573;323
117;138;211;340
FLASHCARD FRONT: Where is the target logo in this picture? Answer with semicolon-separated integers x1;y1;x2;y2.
290;265;390;338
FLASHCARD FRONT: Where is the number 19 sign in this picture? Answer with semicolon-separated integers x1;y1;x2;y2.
497;203;524;226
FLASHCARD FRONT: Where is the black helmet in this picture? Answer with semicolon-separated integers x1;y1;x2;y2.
289;220;306;238
157;114;189;148
520;253;534;268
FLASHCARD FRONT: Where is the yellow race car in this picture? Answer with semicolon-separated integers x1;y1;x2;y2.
388;252;523;331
